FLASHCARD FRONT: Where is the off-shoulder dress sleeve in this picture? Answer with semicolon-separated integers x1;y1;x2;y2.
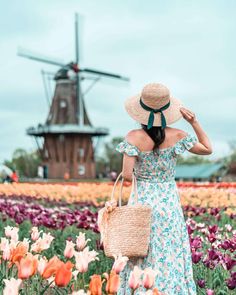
173;133;198;155
115;140;140;156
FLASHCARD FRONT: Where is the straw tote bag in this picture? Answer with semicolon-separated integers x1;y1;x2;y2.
97;172;152;258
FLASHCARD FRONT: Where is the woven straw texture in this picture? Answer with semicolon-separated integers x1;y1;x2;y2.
98;172;152;258
104;204;152;258
125;82;184;126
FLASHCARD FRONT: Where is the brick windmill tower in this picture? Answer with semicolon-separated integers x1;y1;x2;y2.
18;13;129;179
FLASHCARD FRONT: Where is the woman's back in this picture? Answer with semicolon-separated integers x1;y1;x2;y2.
116;128;197;182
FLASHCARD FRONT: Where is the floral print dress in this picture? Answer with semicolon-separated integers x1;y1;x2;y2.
115;133;198;295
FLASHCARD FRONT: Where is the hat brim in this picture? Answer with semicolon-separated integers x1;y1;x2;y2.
124;94;184;126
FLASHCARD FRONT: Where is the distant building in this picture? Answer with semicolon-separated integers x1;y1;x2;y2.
175;163;226;181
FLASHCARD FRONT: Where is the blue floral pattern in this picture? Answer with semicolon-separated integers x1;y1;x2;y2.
115;133;198;295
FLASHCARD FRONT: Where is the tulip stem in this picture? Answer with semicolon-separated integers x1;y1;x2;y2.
82;272;85;288
38;276;43;293
55;287;64;294
39;279;54;295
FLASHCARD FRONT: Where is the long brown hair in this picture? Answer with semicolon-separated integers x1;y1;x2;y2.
141;124;165;150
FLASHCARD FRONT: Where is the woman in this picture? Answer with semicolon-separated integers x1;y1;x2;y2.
115;83;212;295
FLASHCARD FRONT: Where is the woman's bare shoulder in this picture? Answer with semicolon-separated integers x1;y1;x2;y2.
166;127;188;140
124;129;145;145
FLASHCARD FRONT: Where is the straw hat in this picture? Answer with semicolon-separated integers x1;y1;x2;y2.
125;83;184;129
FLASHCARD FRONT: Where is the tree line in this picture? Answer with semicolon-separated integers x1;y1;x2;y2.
3;137;236;178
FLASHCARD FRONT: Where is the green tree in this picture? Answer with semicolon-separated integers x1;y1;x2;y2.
104;137;123;172
228;140;236;162
95;137;123;177
3;148;42;178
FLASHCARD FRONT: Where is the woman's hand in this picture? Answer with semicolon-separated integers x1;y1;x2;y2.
180;107;212;155
180;107;197;125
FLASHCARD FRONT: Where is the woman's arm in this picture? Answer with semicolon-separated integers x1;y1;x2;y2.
180;107;213;155
121;131;138;181
121;154;136;182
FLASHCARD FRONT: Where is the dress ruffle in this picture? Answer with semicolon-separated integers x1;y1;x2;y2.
173;133;198;155
116;140;140;156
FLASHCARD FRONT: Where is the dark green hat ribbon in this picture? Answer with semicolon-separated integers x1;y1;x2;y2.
139;98;170;129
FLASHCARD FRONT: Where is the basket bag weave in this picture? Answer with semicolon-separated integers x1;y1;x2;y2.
97;172;152;258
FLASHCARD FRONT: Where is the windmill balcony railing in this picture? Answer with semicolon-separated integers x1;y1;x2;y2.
26;124;109;136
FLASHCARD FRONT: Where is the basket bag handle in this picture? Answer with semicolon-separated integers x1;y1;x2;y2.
97;172;139;246
111;172;138;207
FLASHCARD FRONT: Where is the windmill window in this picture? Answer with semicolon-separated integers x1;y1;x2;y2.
78;148;84;158
60;99;67;108
44;149;49;158
78;164;85;175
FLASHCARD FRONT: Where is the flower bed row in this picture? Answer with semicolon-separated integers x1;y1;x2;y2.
0;183;236;214
0;195;100;232
0;194;235;234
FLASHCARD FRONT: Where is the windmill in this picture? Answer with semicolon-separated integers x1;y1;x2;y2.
18;13;129;179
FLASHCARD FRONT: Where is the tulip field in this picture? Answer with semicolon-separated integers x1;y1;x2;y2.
0;182;235;294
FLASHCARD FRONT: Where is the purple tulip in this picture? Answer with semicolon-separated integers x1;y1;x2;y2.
219;240;231;250
208;249;221;261
221;254;236;271
226;276;236;290
191;236;203;250
0;194;99;232
192;250;203;264
208;225;218;234
197;279;205;288
210;208;221;216
207;233;217;243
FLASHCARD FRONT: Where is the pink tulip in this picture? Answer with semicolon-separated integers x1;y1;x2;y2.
87;249;100;262
206;289;214;295
64;240;75;259
5;226;19;242
3;247;11;261
3;278;22;295
225;224;232;232
31;232;54;253
74;247;99;273
112;253;129;274
128;265;143;290
74;252;89;273
37;256;48;275
76;232;91;251
22;238;30;251
142;267;158;289
0;238;11;260
31;227;41;241
42;233;54;246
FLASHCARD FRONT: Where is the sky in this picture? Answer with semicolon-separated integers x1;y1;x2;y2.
0;0;236;162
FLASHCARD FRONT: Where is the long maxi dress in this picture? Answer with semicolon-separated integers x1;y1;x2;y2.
115;133;197;295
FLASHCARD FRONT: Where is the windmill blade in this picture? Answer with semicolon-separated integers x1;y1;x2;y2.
17;47;66;67
80;68;130;81
75;13;80;64
41;70;51;107
74;13;83;125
